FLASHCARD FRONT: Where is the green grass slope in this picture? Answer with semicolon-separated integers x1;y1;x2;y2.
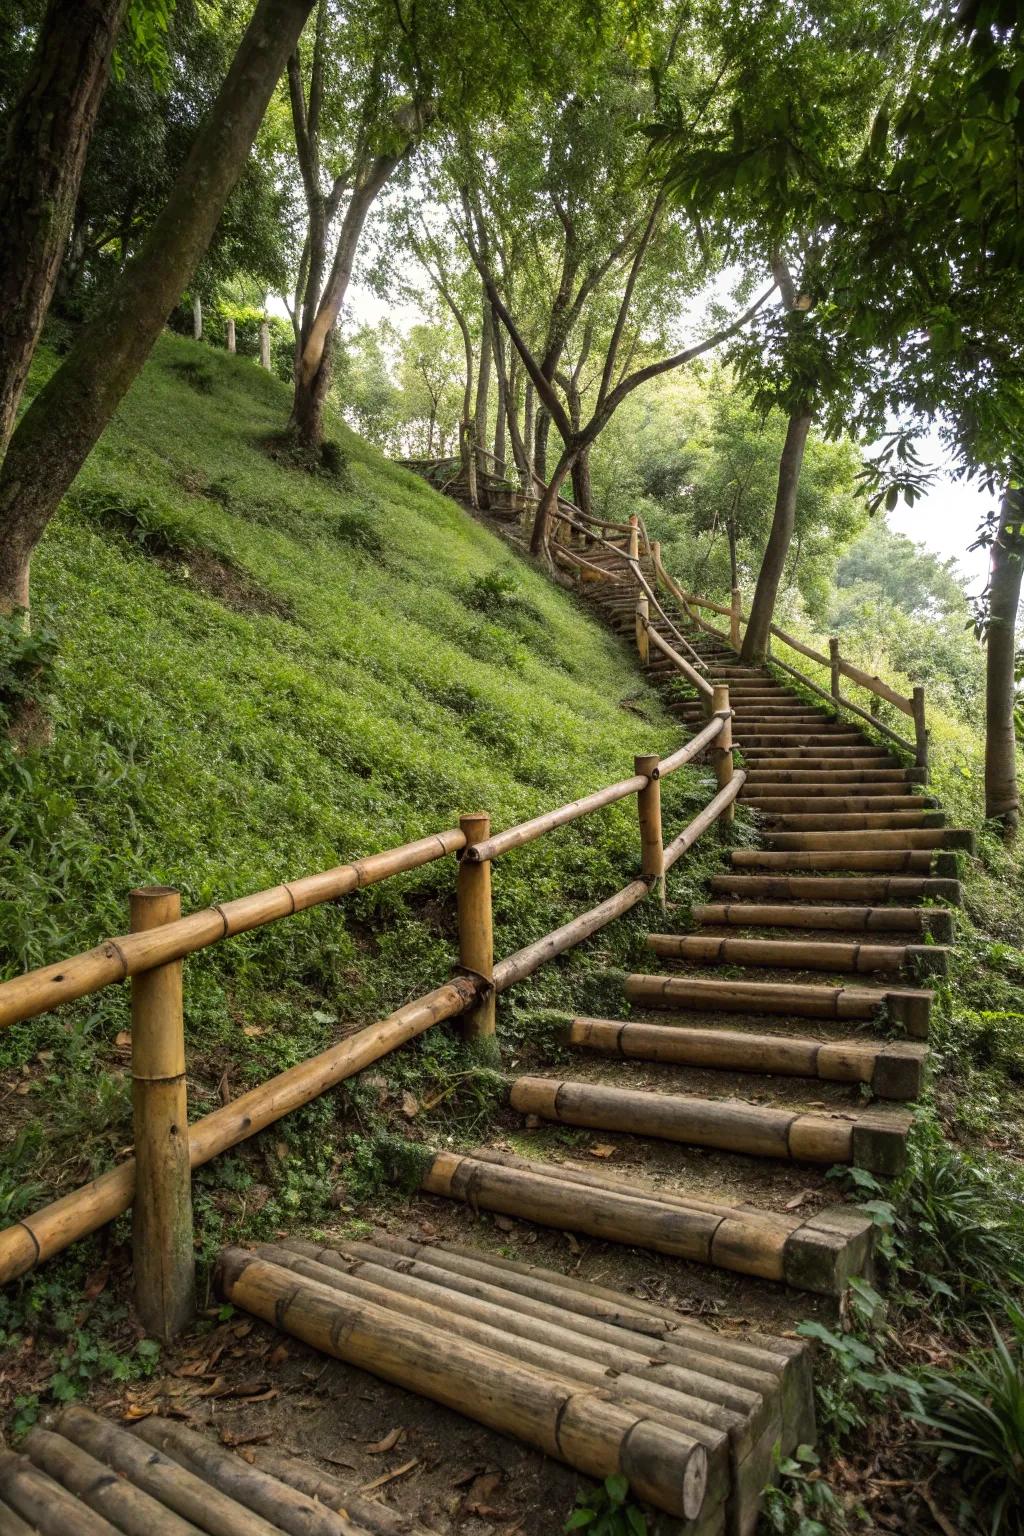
0;333;713;1267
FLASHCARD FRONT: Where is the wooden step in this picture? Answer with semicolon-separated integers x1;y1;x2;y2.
740;744;894;757
510;1077;913;1177
220;1233;817;1533
692;902;955;941
3;1404;416;1535
743;769;918;785
415;1153;871;1305
744;796;931;813
707;874;963;904
764;828;974;852
625;973;932;1036
758;811;944;831
647;932;948;977
730;848;960;876
741;780;917;797
570;1016;927;1099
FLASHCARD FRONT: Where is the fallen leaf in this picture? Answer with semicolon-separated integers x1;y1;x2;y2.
219;1428;273;1448
401;1091;419;1119
366;1427;404;1454
120;1405;153;1421
15;1082;31;1096
563;1232;581;1256
266;1343;289;1368
82;1266;110;1302
494;1215;515;1233
243;1025;264;1037
785;1190;814;1211
359;1458;418;1494
589;1143;617;1159
115;1030;132;1048
174;1359;213;1378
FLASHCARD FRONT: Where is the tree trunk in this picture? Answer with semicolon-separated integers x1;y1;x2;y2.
226;317;236;353
475;298;492;483
192;294;202;340
534;407;550;482
0;0;129;465
727;515;738;587
571;447;592;517
985;486;1023;833
524;382;535;486
739;409;812;663
259;319;271;369
0;0;316;617
290;154;403;451
493;367;507;474
531;445;577;555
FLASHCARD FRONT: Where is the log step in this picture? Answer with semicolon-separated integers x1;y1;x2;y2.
691;902;955;940
730;849;960;875
647;933;949;976
217;1232;819;1532
569;1016;927;1099
741;782;920;799
757;811;944;831
739;804;933;817
510;1077;913;1177
624;973;932;1036
417;1151;871;1306
707;874;963;905
764;828;974;851
2;1403;417;1535
743;769;911;784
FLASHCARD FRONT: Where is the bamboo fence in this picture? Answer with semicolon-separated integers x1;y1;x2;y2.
0;566;739;1333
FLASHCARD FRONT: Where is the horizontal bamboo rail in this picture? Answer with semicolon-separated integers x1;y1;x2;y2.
663;773;746;871
643;620;714;701
0;829;468;1030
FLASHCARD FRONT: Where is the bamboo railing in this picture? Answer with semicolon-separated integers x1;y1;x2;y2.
647;548;929;775
0;690;740;1332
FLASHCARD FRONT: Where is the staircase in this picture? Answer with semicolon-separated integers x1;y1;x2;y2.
197;540;970;1533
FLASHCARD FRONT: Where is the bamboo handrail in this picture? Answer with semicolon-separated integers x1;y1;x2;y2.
644;622;714;700
768;655;917;755
663;772;746;871
0;829;469;1030
463;773;650;864
658;714;725;776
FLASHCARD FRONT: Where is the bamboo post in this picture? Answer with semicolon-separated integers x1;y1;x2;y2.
130;887;195;1342
711;684;735;825
912;686;929;777
628;514;640;562
829;637;841;701
259;320;271;370
457;814;496;1044
730;587;742;652
635;595;650;665
225;317;236;354
636;754;664;907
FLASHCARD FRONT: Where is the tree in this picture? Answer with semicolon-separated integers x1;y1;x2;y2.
0;0;132;460
0;0;316;617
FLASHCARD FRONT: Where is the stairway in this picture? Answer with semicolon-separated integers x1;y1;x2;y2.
206;544;970;1534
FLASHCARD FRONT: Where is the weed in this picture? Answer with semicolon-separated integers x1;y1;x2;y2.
762;1443;854;1535
0;610;57;725
565;1474;648;1534
169;358;216;393
908;1302;1024;1535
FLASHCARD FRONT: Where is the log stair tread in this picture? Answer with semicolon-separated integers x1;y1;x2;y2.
646;931;950;975
0;1403;421;1534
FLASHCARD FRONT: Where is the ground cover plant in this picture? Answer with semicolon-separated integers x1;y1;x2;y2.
0;333;713;1427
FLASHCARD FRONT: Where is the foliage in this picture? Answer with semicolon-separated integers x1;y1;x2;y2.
909;1304;1024;1536
565;1474;647;1534
0;610;57;725
762;1443;851;1536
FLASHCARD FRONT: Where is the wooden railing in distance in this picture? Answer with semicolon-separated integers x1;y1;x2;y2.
0;703;740;1321
649;546;928;775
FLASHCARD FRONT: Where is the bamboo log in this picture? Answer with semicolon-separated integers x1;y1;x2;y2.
662;773;746;872
246;1452;423;1534
462;773;648;863
635;596;650;665
133;1419;365;1536
635;754;663;900
21;1430;201;1536
645;624;714;699
457;813;495;1041
54;1407;283;1536
216;1248;707;1520
657;715;723;778
0;978;478;1284
769;625;829;666
829;637;841;700
0;1452;121;1536
838;656;914;715
0;829;467;1029
420;1150;789;1280
767;657;916;753
912;685;929;773
628;515;640;561
321;1233;787;1405
510;1078;799;1160
130;887;195;1341
492;879;649;992
366;1234;807;1383
255;1243;744;1455
0;1499;33;1536
710;687;735;825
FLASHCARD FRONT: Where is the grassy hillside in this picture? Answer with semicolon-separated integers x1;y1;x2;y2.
0;334;717;1299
